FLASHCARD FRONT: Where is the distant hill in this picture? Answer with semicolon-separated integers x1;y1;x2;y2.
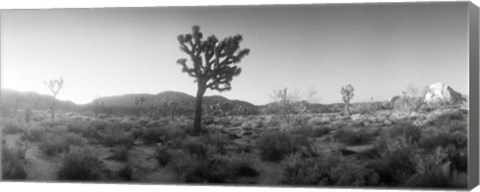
0;88;78;112
84;91;258;116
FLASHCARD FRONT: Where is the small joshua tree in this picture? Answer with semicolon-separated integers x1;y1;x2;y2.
44;77;64;121
340;84;354;116
93;97;105;118
13;95;25;119
134;96;146;118
177;25;250;135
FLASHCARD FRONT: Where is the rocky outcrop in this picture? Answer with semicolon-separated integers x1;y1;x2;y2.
424;82;465;105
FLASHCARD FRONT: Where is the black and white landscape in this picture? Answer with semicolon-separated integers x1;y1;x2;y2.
0;2;471;189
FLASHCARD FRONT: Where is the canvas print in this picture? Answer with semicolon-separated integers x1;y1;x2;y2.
0;1;476;189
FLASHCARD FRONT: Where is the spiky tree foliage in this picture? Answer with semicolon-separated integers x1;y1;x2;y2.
177;25;250;135
340;84;354;116
134;96;147;118
44;77;64;121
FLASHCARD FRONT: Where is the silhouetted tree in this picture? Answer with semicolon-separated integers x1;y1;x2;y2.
44;77;64;121
340;84;354;116
176;25;250;135
13;95;25;119
135;96;146;118
93;97;105;118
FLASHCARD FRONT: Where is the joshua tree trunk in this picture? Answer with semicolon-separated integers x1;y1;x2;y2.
51;96;56;121
345;100;351;116
193;83;206;135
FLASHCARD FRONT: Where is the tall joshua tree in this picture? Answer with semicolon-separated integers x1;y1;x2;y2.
340;84;354;116
177;25;250;135
135;96;147;118
44;77;64;121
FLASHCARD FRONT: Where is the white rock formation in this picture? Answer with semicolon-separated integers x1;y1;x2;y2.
424;82;465;104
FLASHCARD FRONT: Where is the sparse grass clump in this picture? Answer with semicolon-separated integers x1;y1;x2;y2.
256;131;311;162
57;146;103;181
1;146;27;180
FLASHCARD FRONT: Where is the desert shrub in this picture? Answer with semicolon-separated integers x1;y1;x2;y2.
334;129;375;146
256;131;311;162
393;97;424;112
155;145;173;166
2;121;25;134
200;132;230;154
142;127;169;144
405;170;467;188
97;128;134;148
419;128;467;152
367;147;417;185
20;127;46;142
38;132;87;156
182;155;237;183
119;164;133;181
430;110;466;127
66;120;89;135
228;154;259;178
12;140;29;160
181;139;210;161
449;148;468;172
174;154;257;183
39;120;68;129
281;154;325;185
57;146;103;181
113;121;140;132
312;127;331;137
387;123;421;145
166;127;187;147
1;146;27;180
354;103;376;115
329;162;379;186
108;145;129;162
281;154;379;186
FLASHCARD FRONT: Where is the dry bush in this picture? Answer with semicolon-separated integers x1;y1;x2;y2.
38;132;87;156
169;153;258;183
57;146;103;181
281;154;379;186
387;122;421;145
108;145;130;162
155;145;173;166
1;146;27;180
20;127;46;142
256;131;312;162
200;132;231;155
2;121;25;135
334;129;375;146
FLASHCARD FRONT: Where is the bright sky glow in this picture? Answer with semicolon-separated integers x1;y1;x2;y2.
1;2;469;105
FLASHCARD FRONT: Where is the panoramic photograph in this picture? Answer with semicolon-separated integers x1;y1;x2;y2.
0;2;471;189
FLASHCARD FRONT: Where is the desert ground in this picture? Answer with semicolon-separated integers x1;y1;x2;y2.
1;91;469;189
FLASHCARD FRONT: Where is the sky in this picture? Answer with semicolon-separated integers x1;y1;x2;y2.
0;2;470;105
